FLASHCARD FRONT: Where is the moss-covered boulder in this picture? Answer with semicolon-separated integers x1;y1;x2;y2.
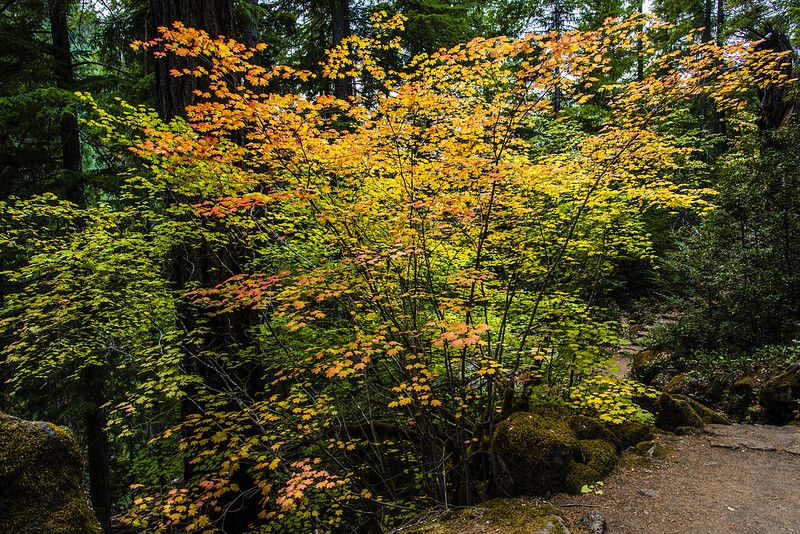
580;439;619;475
654;394;704;432
492;409;623;497
703;374;730;402
563;439;620;493
492;412;582;496
672;394;731;425
606;421;653;449
733;372;762;395
759;366;800;424
664;373;692;395
568;415;622;452
631;350;670;384
0;413;101;534
405;498;572;534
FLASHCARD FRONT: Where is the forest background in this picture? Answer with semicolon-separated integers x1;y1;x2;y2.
1;0;799;533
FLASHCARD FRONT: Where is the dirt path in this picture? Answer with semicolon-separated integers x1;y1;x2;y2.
554;424;800;533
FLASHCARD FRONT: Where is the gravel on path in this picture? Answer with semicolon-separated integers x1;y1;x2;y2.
553;424;800;534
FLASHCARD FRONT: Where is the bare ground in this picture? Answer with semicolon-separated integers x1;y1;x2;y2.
553;424;800;534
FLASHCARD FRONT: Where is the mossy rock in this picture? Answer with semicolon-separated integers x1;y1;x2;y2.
631;350;669;384
759;367;800;424
672;394;731;425
631;393;660;416
0;413;101;534
606;421;653;449
632;439;670;458
528;403;575;421
703;374;730;401
664;373;692;395
563;460;599;495
633;440;655;455
568;415;621;452
654;394;704;432
579;439;619;477
561;440;620;494
492;411;581;496
733;373;762;395
405;498;571;534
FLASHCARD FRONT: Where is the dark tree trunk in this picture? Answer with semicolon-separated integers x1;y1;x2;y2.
148;5;266;531
637;0;644;82
552;0;563;113
753;28;795;133
699;0;712;139
51;3;111;529
238;0;260;50
149;0;236;120
331;0;352;99
49;0;83;205
713;0;726;136
84;367;112;533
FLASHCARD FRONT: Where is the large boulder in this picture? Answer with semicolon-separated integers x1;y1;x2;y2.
605;421;653;449
568;415;621;452
493;412;581;496
654;394;705;433
671;394;731;425
0;413;101;534
403;498;572;534
564;440;620;494
492;410;620;496
631;350;671;384
759;364;800;424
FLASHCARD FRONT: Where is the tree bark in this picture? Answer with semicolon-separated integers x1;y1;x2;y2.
49;0;83;205
84;366;112;533
149;0;235;120
331;0;352;99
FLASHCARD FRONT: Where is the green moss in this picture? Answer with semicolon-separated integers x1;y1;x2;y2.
672;394;731;425
631;392;660;415
654;394;704;432
733;373;761;393
492;411;581;496
771;369;800;388
607;421;653;448
405;499;571;534
631;350;669;383
579;439;619;476
759;369;800;424
528;403;574;420
703;375;729;401
0;413;101;534
630;439;670;458
562;439;620;494
664;373;691;395
633;440;655;455
564;461;599;494
568;415;621;452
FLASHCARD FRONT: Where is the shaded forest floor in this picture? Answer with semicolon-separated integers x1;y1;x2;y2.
553;423;800;533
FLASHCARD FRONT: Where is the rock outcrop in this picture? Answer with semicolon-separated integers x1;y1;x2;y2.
759;364;800;424
0;413;101;534
403;498;573;534
492;408;622;496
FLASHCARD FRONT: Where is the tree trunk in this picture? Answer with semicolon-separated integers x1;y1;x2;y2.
49;0;83;205
331;0;352;99
84;366;112;533
149;0;235;120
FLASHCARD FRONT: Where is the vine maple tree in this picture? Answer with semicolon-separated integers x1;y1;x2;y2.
8;11;789;533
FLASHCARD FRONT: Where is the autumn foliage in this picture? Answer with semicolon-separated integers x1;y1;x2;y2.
12;11;792;533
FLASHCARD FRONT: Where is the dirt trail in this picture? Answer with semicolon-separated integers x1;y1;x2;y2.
554;424;800;533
